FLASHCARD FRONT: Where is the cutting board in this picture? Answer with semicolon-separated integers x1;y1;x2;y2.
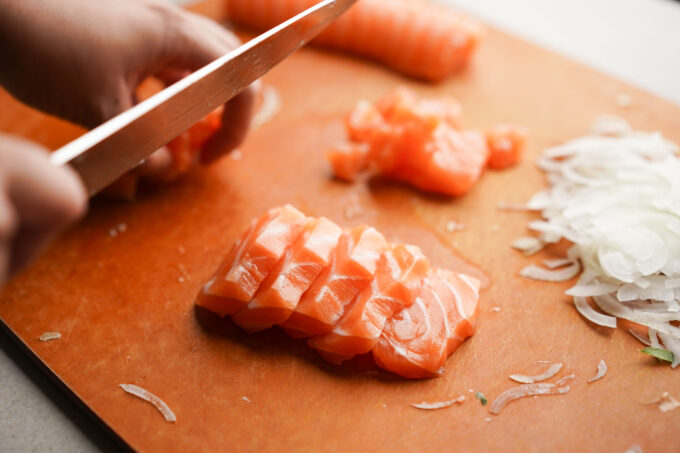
1;2;680;452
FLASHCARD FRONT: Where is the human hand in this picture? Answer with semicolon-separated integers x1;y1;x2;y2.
0;134;87;286
0;0;255;165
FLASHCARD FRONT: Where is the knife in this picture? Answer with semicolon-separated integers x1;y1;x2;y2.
50;0;357;196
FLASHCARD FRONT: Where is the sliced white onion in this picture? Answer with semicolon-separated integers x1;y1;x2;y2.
573;297;617;328
514;120;680;355
39;332;61;342
410;395;466;410
555;373;576;386
543;258;575;269
648;392;680;413
520;263;580;282
628;329;651;346
119;384;176;422
251;85;282;129
566;283;620;297
509;363;563;384
658;332;680;368
512;237;544;256
489;383;570;415
587;360;608;383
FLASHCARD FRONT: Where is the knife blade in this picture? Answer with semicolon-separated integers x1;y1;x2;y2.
50;0;357;195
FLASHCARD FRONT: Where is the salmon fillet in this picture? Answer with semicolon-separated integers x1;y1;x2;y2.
225;0;483;82
196;206;481;379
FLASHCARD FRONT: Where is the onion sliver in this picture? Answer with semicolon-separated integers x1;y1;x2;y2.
251;85;282;129
555;373;576;386
566;283;620;297
119;384;176;422
587;360;608;383
628;329;651;346
509;363;563;384
573;297;617;328
520;263;580;282
410;395;466;410
543;258;575;269
489;383;570;415
512;237;544;255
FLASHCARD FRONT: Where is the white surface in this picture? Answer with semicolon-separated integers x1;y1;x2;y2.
442;0;680;105
2;1;680;451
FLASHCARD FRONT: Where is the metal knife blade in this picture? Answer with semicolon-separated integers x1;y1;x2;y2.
50;0;357;195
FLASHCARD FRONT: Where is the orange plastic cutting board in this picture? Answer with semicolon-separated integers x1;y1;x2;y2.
1;3;680;452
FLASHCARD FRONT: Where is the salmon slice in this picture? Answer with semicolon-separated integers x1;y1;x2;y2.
486;124;528;170
225;0;483;82
430;269;481;354
372;275;449;378
281;225;388;338
196;205;307;315
372;269;480;378
230;217;343;332
308;244;430;363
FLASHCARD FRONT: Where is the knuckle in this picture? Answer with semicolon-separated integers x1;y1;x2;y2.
0;197;18;242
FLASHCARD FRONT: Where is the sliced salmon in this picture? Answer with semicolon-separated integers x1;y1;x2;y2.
372;275;449;378
231;217;342;332
431;269;481;354
196;205;307;315
308;244;430;363
281;225;388;338
372;269;480;378
225;0;483;82
196;206;481;379
486;124;528;170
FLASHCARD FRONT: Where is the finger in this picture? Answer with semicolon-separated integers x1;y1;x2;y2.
3;136;87;275
201;85;257;164
0;193;17;287
135;146;175;181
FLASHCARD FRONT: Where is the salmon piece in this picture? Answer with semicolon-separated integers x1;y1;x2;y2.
231;217;343;332
196;205;307;315
166;107;223;175
327;142;370;182
328;87;520;197
308;244;430;363
486;124;528;170
372;269;480;378
100;108;223;200
281;225;388;338
225;0;482;82
372;275;449;378
347;100;389;143
431;269;481;354
388;127;488;197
